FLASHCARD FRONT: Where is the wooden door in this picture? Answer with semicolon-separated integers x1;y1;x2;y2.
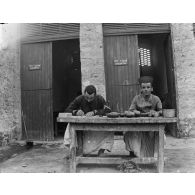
21;42;53;141
104;35;140;112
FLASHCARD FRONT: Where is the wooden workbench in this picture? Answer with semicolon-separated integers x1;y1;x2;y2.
57;116;177;173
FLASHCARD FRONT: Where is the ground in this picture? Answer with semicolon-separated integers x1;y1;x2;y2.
0;135;195;173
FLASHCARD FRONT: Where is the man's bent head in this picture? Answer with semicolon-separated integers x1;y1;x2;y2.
84;85;96;102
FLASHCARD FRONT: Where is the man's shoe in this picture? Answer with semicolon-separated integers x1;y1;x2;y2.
129;151;137;158
98;149;105;157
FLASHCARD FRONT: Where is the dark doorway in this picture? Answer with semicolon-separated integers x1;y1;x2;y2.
52;39;81;137
138;34;177;136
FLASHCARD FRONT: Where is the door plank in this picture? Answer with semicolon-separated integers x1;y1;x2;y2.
104;35;140;112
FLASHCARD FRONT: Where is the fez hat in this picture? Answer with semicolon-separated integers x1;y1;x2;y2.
138;76;153;85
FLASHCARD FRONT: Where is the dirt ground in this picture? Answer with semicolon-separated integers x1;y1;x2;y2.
0;135;195;173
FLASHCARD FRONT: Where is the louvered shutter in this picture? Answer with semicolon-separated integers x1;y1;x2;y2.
103;23;170;36
20;23;80;43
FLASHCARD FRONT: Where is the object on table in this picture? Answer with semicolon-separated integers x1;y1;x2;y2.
162;109;175;118
140;112;149;117
58;113;72;118
106;112;120;118
124;111;135;117
119;113;126;117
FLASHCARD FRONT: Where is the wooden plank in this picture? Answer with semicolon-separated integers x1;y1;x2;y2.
77;131;83;156
103;35;139;112
103;23;170;36
21;23;80;43
158;125;165;173
57;116;177;124
21;42;52;90
76;156;158;165
22;90;53;141
72;123;161;132
69;125;77;173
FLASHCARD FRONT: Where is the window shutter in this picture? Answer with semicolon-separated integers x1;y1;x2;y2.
21;23;80;43
103;23;170;36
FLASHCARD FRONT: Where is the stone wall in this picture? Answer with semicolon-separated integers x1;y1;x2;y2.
0;24;21;146
80;23;106;98
171;23;195;137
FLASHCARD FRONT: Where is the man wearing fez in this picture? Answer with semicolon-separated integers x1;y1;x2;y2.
65;85;113;156
124;76;162;157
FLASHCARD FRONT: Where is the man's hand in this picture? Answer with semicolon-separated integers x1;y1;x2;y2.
153;112;160;117
134;110;141;116
76;110;85;116
149;110;159;117
85;111;95;117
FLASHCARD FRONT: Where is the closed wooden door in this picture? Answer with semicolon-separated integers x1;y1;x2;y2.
21;42;53;141
104;35;140;112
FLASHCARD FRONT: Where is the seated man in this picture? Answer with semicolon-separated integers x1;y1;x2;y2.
124;76;162;158
65;85;113;156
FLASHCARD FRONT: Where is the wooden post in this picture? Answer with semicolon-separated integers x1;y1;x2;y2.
154;131;159;158
69;124;77;173
158;125;165;173
77;131;83;156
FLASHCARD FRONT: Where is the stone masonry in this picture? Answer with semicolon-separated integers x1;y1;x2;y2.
0;24;21;146
80;23;106;98
171;23;195;136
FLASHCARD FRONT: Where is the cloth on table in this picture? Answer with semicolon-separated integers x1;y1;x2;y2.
64;94;114;154
64;123;114;154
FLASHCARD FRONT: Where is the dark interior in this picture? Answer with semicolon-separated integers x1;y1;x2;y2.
52;39;81;137
138;34;177;135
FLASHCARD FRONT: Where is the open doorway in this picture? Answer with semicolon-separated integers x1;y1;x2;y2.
138;34;177;136
52;39;81;138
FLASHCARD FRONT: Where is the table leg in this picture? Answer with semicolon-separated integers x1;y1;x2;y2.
158;125;165;173
69;125;77;173
77;131;83;156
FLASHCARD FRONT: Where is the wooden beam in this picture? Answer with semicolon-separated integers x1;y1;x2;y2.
158;125;165;173
69;125;76;173
76;157;158;165
57;116;177;124
72;123;161;132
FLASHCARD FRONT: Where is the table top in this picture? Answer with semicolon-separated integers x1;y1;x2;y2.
57;115;177;124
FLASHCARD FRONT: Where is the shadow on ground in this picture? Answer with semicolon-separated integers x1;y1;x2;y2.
0;136;195;173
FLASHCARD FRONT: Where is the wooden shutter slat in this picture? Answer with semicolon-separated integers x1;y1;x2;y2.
103;23;170;36
21;23;80;43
